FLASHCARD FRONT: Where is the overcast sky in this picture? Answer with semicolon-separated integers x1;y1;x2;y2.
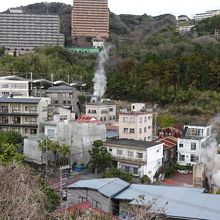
1;0;220;18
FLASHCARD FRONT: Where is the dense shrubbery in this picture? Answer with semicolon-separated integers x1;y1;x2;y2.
103;168;133;182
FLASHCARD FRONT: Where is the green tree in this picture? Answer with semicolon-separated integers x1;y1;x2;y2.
89;140;112;174
0;143;23;164
39;139;70;163
0;131;22;145
104;168;133;182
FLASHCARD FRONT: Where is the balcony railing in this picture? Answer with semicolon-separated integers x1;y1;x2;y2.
112;155;147;164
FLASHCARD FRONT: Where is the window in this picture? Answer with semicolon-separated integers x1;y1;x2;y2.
179;143;183;148
30;129;37;134
139;128;142;134
109;148;112;152
91;110;97;114
137;152;143;159
191;142;196;151
54;100;58;104
92;199;102;209
100;117;103;121
130;128;135;133
144;137;146;141
148;116;151;120
179;154;185;161
191;154;198;162
123;117;129;122
148;136;151;140
78;196;87;203
130;117;135;123
113;116;115;120
144;117;147;122
128;151;134;157
157;149;160;153
103;117;106;121
123;128;128;133
117;149;123;155
133;168;138;175
12;106;21;113
139;117;142;123
63;101;66;105
148;126;151;129
109;107;114;112
144;127;147;133
68;101;71;104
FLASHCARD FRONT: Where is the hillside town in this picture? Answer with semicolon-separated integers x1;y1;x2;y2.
0;1;220;220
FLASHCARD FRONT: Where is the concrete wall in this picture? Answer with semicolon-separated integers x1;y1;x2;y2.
23;138;42;164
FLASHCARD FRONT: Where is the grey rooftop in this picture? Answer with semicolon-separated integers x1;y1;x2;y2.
104;139;161;149
0;97;41;104
47;85;75;92
114;184;220;220
68;178;129;198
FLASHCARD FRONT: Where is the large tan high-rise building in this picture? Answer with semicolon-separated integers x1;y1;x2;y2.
71;0;109;39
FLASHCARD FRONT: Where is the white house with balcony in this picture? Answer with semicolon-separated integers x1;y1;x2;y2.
177;125;211;166
104;139;163;181
119;103;153;141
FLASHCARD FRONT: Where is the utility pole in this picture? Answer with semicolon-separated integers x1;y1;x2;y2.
45;138;48;184
59;165;70;208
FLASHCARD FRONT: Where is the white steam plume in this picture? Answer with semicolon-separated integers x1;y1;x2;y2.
92;44;111;98
200;115;220;189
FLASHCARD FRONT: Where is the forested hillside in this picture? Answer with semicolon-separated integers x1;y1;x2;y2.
3;3;220;119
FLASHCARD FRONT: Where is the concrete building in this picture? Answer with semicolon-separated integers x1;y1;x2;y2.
177;124;211;166
44;115;106;165
104;139;163;180
71;0;109;42
194;9;220;21
46;85;79;113
0;97;51;136
68;178;129;214
178;15;191;23
119;103;153;141
0;10;65;52
193;163;206;188
0;75;29;97
85;99;116;125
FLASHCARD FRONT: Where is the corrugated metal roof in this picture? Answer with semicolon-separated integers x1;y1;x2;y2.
0;97;41;104
114;184;220;220
68;178;129;198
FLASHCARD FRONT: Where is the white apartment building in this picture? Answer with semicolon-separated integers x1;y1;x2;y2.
0;96;51;136
194;9;220;21
0;76;29;97
85;99;116;125
104;139;163;181
119;103;153;141
177;125;211;166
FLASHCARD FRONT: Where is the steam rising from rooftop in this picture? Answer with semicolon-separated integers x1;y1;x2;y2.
92;44;111;99
201;116;220;189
